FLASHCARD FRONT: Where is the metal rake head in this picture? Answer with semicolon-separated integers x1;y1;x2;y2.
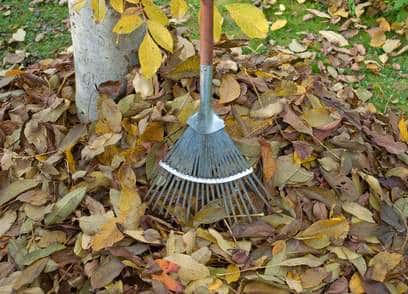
144;127;271;222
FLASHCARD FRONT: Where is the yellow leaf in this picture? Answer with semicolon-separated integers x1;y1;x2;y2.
293;151;315;165
113;9;143;34
118;187;145;229
91;0;106;23
65;146;76;173
399;117;408;142
301;107;334;128
73;0;86;13
165;55;200;80
141;121;164;142
349;273;365;294
219;74;241;104
143;2;169;26
208;278;223;291
92;217;124;251
225;4;268;39
170;0;188;19
368;251;402;282
139;33;162;79
126;0;140;3
225;264;240;284
286;272;303;293
297;217;349;249
271;19;287;31
147;20;174;52
110;0;124;13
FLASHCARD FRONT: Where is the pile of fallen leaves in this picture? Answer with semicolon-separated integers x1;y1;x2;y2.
1;5;408;294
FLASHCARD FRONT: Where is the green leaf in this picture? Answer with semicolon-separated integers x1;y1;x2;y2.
23;243;65;266
44;186;88;225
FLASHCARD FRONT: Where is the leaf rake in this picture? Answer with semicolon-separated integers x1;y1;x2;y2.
145;0;271;222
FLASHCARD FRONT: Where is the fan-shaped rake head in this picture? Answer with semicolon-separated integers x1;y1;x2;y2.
145;126;271;222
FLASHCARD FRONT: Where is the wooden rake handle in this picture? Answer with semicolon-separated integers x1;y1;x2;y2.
200;0;214;66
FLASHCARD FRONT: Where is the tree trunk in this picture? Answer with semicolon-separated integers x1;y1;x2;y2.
68;0;144;122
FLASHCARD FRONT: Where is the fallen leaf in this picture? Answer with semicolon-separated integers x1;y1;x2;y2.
92;217;124;251
132;72;154;98
297;217;350;249
288;39;307;53
90;256;125;289
11;28;26;42
23;243;65;266
0;211;17;237
193;203;227;227
349;273;365;294
271;19;287;31
367;27;386;48
319;30;349;47
367;252;402;282
371;132;407;154
279;254;328;267
283;107;313;135
44;186;88;225
165;253;210;282
307;8;331;18
259;138;277;181
302;107;334;128
0;179;40;207
225;264;240;284
219;75;241;104
273;155;314;187
383;39;401;53
13;258;48;290
301;267;329;289
342;202;375;223
398;117;408;142
250;94;285;119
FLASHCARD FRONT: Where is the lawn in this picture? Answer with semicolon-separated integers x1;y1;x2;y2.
0;0;407;112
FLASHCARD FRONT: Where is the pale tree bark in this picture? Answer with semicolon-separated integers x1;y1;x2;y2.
68;0;144;122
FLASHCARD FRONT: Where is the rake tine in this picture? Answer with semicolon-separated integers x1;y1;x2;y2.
151;175;173;211
163;179;182;218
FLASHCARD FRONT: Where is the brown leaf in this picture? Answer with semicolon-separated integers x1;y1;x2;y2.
90;256;125;289
219;74;241;104
232;220;275;238
283;107;313;135
367;27;386;48
259;138;277;181
370;132;407;154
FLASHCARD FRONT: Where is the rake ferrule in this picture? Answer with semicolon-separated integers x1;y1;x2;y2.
187;65;224;134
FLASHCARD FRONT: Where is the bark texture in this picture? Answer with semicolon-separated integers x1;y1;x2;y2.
68;0;144;122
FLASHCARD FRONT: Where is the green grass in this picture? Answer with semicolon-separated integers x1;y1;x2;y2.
182;0;408;113
0;0;71;63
